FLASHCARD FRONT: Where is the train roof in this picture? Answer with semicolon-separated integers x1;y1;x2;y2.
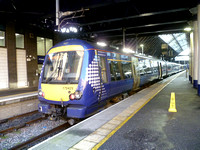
50;39;170;62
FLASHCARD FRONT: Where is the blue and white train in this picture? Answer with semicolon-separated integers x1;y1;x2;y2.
38;39;183;119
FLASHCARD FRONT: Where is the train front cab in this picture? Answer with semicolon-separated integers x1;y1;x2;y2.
37;44;89;118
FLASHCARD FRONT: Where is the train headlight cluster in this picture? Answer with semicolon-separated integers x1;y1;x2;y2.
69;91;82;100
38;90;45;98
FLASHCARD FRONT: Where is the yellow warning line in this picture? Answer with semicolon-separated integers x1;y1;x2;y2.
92;72;183;150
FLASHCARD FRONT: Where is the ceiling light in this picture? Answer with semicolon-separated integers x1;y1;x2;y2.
97;42;107;47
184;27;192;32
0;36;4;40
123;48;134;53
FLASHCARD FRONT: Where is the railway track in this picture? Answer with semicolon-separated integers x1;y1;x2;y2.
0;111;43;136
0;116;46;136
10;122;70;150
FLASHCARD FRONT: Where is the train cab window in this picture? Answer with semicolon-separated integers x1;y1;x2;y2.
42;51;84;84
122;62;132;79
99;56;108;83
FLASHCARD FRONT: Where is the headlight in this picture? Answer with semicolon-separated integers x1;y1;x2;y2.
38;90;45;97
69;91;82;100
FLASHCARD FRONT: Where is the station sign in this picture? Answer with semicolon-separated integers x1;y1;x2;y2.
38;56;45;64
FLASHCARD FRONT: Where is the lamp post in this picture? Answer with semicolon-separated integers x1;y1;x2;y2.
140;44;144;54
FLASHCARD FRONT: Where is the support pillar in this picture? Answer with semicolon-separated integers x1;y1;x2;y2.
189;31;194;83
193;21;198;88
197;4;200;95
6;21;17;89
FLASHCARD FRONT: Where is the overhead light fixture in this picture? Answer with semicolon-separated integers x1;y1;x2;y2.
123;48;134;53
60;26;78;33
184;27;192;32
97;42;107;47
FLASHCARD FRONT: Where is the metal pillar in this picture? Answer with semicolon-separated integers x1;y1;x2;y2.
197;4;200;95
56;0;60;29
189;31;194;83
193;21;198;88
123;28;126;49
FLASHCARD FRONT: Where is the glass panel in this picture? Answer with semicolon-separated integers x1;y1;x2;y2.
100;57;108;83
122;62;132;79
159;34;173;43
113;61;121;80
109;61;115;81
16;33;24;48
37;37;45;56
0;31;5;47
46;38;53;53
42;51;84;84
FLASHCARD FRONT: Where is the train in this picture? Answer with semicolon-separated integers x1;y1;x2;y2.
38;39;184;119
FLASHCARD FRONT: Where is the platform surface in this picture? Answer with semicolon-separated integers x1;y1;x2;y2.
0;87;37;105
99;72;200;150
29;72;193;150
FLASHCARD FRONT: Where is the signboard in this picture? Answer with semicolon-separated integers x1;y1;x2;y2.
37;56;45;64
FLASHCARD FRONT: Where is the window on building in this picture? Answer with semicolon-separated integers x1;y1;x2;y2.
0;31;5;47
15;33;24;48
46;38;53;53
37;37;45;56
37;37;53;56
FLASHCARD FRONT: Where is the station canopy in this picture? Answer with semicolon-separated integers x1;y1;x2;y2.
159;33;189;61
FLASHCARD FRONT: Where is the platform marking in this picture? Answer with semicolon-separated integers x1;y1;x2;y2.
168;92;177;112
92;72;183;150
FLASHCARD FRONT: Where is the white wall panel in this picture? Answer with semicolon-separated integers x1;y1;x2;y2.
16;49;27;87
0;48;8;89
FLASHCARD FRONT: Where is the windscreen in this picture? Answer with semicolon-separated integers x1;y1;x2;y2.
42;51;84;84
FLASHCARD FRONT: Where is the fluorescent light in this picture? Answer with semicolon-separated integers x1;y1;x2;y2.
140;44;144;47
0;36;4;40
184;27;192;32
61;27;78;33
123;48;134;53
97;42;107;47
61;28;66;33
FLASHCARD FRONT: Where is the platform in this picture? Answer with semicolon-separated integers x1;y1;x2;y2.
0;87;38;120
30;71;200;150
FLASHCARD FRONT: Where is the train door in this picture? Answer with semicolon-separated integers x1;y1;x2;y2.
131;57;140;90
97;53;109;103
159;62;162;79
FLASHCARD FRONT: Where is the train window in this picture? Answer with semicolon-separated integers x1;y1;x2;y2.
99;56;108;83
113;61;121;80
108;61;116;81
153;61;158;73
144;60;152;74
109;61;122;81
42;51;84;84
122;62;132;79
